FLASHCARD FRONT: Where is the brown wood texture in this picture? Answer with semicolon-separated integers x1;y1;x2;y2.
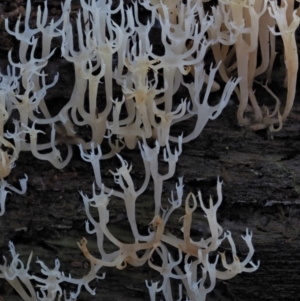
0;1;299;301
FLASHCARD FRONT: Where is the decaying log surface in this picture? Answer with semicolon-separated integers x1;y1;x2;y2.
0;1;299;301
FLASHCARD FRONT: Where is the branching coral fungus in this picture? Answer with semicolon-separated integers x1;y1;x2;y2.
1;0;240;160
0;241;104;301
0;135;27;216
76;137;259;301
268;0;300;122
0;0;283;300
204;0;300;131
